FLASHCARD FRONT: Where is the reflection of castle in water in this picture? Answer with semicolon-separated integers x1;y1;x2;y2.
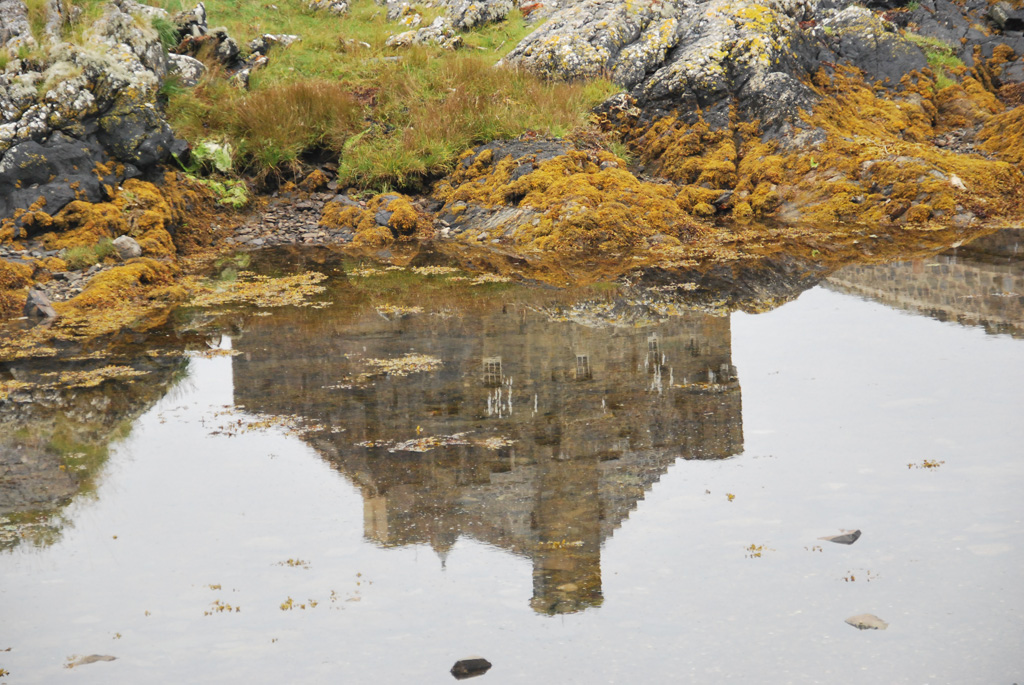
825;229;1024;338
231;299;742;614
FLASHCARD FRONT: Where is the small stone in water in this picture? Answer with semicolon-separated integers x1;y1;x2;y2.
451;657;492;679
845;614;888;630
819;529;861;545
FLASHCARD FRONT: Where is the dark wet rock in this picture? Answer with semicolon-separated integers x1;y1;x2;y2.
451;657;492;679
24;288;58;319
0;133;123;227
819;529;862;544
113;236;143;260
845;613;888;630
990;2;1024;31
824;7;928;86
97;101;180;167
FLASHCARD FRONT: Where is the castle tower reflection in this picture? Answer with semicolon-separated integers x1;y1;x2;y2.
231;294;743;614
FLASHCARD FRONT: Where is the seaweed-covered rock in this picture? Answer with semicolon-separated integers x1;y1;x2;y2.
432;139;704;253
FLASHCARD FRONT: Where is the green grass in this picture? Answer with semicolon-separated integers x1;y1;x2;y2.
63;238;116;269
906;33;965;90
156;0;618;191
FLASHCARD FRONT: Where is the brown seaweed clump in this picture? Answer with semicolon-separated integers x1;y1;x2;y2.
433;146;705;254
320;193;433;247
0;259;35;318
626;67;1024;228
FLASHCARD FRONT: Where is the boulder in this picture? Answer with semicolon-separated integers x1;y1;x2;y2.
24;288;58;319
0;133;119;225
168;54;207;87
113;235;143;260
449;0;514;29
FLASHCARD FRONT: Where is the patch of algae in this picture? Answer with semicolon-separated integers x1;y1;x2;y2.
0;259;35;318
183;270;329;309
625;67;1024;227
320;194;433;247
434;148;705;253
34;174;215;257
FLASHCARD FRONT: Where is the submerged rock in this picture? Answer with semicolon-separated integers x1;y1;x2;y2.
451;657;492;679
845;613;889;630
819;529;862;544
24;288;58;319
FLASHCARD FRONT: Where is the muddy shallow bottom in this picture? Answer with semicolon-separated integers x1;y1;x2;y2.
1;236;1023;683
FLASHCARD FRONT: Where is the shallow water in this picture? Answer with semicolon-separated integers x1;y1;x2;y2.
1;233;1023;683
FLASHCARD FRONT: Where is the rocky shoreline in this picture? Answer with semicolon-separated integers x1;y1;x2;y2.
2;0;1024;335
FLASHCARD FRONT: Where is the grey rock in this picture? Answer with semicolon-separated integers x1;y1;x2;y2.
0;0;37;52
113;235;142;260
173;2;208;38
308;0;349;13
24;288;58;320
168;53;207;87
387;16;462;49
819;529;861;544
449;0;513;29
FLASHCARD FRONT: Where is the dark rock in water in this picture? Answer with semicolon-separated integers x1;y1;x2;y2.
845;613;888;630
0;133;118;224
24;288;58;320
819;529;862;545
451;657;492;679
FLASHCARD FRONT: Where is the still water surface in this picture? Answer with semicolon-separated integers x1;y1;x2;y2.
1;235;1022;683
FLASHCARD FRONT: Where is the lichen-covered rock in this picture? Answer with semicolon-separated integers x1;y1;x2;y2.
309;0;349;14
0;0;36;53
167;53;207;88
387;16;463;49
449;0;514;29
501;0;824;133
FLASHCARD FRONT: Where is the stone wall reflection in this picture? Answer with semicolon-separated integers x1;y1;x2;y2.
232;300;743;614
825;229;1024;337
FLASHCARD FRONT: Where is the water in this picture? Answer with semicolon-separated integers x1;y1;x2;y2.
1;233;1022;683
